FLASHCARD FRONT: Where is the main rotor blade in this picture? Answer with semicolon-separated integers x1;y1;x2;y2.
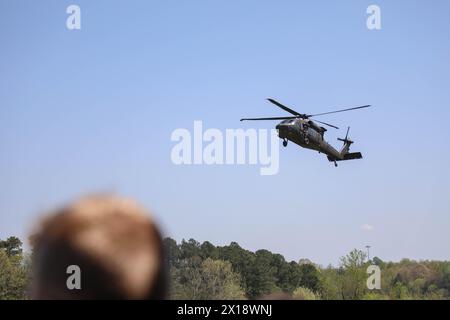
240;116;298;121
308;105;371;117
267;98;304;117
315;120;339;129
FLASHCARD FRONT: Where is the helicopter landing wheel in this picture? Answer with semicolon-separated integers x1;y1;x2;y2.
282;139;288;147
334;161;338;167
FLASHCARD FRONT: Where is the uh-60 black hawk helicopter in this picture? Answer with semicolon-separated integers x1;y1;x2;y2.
240;99;371;167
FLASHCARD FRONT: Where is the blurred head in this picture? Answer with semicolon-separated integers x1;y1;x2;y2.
30;195;167;299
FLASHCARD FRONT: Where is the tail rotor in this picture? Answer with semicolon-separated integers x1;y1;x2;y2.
337;126;353;145
329;126;364;165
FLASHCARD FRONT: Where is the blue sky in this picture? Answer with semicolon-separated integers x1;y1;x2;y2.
1;1;449;265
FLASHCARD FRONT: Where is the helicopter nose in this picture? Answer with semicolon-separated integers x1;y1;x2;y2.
276;123;289;131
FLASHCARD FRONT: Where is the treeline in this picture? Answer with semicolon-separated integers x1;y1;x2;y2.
0;236;449;299
164;238;320;299
165;238;450;300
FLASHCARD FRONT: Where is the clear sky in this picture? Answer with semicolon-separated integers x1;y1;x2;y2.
1;1;449;266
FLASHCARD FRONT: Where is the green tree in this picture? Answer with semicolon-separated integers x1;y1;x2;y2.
164;237;181;267
171;256;203;299
217;242;257;298
251;250;280;297
0;236;23;257
0;240;29;299
275;260;299;293
319;266;340;299
299;263;320;292
372;256;384;267
337;249;368;300
200;241;219;260
180;239;201;260
171;258;245;299
200;259;246;299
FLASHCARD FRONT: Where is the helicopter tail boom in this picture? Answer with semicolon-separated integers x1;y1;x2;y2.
327;152;362;162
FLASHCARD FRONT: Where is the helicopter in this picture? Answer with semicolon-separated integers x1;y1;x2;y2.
240;99;371;167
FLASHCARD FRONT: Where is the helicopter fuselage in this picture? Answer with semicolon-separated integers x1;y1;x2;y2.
276;119;344;160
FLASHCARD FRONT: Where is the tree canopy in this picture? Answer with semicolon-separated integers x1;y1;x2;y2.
164;238;450;300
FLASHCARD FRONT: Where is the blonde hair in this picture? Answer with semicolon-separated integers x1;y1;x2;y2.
31;195;166;299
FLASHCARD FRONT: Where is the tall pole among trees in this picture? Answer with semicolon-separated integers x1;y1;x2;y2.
365;245;371;262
